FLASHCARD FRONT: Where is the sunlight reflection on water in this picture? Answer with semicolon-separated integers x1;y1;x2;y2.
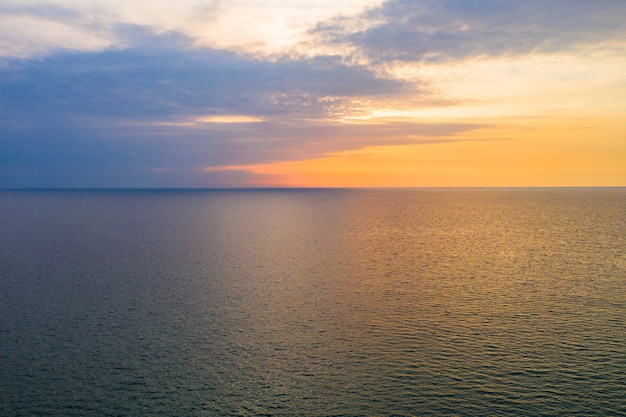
1;188;624;416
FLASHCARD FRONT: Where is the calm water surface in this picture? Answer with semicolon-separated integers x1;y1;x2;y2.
1;188;625;416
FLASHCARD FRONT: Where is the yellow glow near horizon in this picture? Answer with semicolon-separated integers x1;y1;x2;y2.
230;52;624;187
219;51;626;187
155;115;264;128
195;115;264;124
204;113;626;187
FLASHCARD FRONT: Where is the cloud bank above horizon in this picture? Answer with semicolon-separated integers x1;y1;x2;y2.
1;0;625;187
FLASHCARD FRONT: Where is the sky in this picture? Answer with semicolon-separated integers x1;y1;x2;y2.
1;0;625;188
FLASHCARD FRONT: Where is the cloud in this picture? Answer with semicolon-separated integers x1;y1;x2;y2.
0;2;115;57
314;0;626;63
0;24;489;187
0;0;386;58
12;2;601;187
0;30;405;121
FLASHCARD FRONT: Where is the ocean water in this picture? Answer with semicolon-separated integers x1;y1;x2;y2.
1;188;624;416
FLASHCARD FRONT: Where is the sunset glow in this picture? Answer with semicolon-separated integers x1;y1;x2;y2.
217;116;626;187
1;1;625;188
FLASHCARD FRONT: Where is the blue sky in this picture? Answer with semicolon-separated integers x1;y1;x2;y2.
1;0;625;187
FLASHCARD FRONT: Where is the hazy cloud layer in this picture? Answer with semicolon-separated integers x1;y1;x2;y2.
1;27;405;119
0;24;485;187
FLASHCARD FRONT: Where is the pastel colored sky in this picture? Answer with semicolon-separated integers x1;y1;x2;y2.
1;0;625;187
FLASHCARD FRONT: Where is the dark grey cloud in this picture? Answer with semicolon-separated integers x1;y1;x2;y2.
315;0;626;63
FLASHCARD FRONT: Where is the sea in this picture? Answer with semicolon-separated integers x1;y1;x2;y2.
1;188;624;416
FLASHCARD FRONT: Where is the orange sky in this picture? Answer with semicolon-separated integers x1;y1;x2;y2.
209;109;626;188
203;50;626;187
2;1;625;188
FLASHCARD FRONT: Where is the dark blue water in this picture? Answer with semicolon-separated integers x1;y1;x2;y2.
1;188;625;416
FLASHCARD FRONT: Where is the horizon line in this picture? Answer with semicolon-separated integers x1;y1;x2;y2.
2;186;625;192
